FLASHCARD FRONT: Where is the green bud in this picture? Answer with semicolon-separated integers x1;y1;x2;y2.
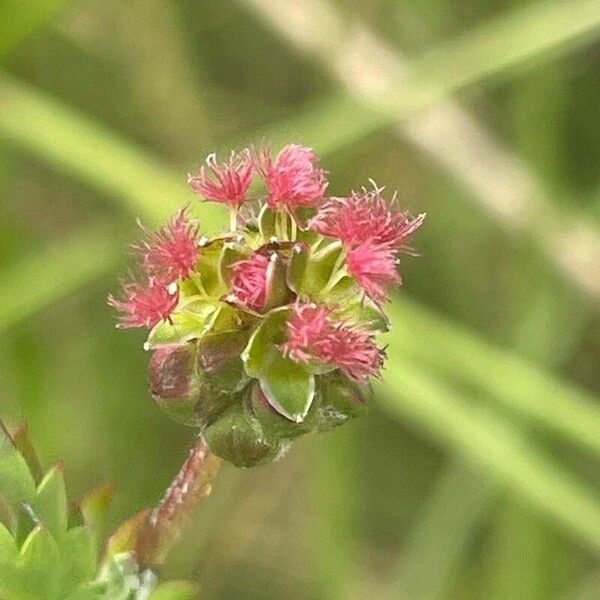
317;372;369;432
203;403;288;468
148;344;202;427
248;381;315;440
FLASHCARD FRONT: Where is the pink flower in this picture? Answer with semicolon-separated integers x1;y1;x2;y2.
188;149;254;209
108;278;179;329
281;302;384;382
347;242;400;303
309;186;425;250
259;144;328;211
134;207;200;283
229;252;271;312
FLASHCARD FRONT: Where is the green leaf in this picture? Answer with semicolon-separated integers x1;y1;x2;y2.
58;526;97;597
242;307;291;378
17;525;61;600
11;423;43;483
148;581;199;600
146;300;219;349
0;522;16;562
32;463;68;540
259;351;315;423
104;510;150;561
0;424;36;507
79;483;115;549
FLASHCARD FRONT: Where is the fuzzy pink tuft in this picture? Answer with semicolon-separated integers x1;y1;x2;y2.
108;278;179;329
188;149;254;209
309;187;424;250
229;253;271;311
281;302;384;382
259;144;328;210
347;242;400;303
134;208;200;283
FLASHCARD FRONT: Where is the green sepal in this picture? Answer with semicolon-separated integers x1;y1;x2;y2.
31;463;68;540
219;242;249;288
259;351;315;423
242;307;291;378
58;526;97;597
286;243;309;295
298;240;343;297
146;299;219;349
337;298;390;333
258;203;276;239
317;373;369;431
204;404;286;468
195;237;228;297
148;581;199;600
0;423;36;508
264;253;292;311
248;383;315;440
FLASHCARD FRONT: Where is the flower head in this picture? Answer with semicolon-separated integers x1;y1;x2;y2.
229;252;272;312
188;149;254;209
134;207;200;283
309;185;425;250
108;278;179;329
347;242;400;303
259;144;328;211
281;302;384;382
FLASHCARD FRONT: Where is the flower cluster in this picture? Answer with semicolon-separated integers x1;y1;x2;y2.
110;144;424;467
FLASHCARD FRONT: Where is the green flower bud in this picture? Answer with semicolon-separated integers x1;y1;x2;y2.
248;381;315;441
148;344;202;427
203;403;288;468
316;372;369;432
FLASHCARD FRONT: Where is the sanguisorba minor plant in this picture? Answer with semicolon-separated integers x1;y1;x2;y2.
107;143;425;568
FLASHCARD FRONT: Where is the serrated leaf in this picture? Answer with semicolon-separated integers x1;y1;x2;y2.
80;483;115;548
17;525;61;600
104;510;149;561
259;351;315;422
0;522;16;562
58;526;97;597
32;463;68;539
146;300;218;348
148;581;199;600
0;424;36;508
242;307;291;378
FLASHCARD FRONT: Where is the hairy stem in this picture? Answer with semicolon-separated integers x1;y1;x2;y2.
136;437;222;568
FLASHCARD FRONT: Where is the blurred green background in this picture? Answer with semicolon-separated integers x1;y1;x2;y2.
1;0;599;598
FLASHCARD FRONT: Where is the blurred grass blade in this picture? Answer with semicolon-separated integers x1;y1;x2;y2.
376;364;600;554
387;461;496;599
0;1;72;57
388;297;600;458
0;75;224;228
244;0;600;297
0;224;118;328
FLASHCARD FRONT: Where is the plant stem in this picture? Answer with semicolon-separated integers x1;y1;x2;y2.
136;437;222;568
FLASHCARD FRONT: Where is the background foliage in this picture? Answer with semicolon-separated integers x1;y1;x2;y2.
0;0;599;598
